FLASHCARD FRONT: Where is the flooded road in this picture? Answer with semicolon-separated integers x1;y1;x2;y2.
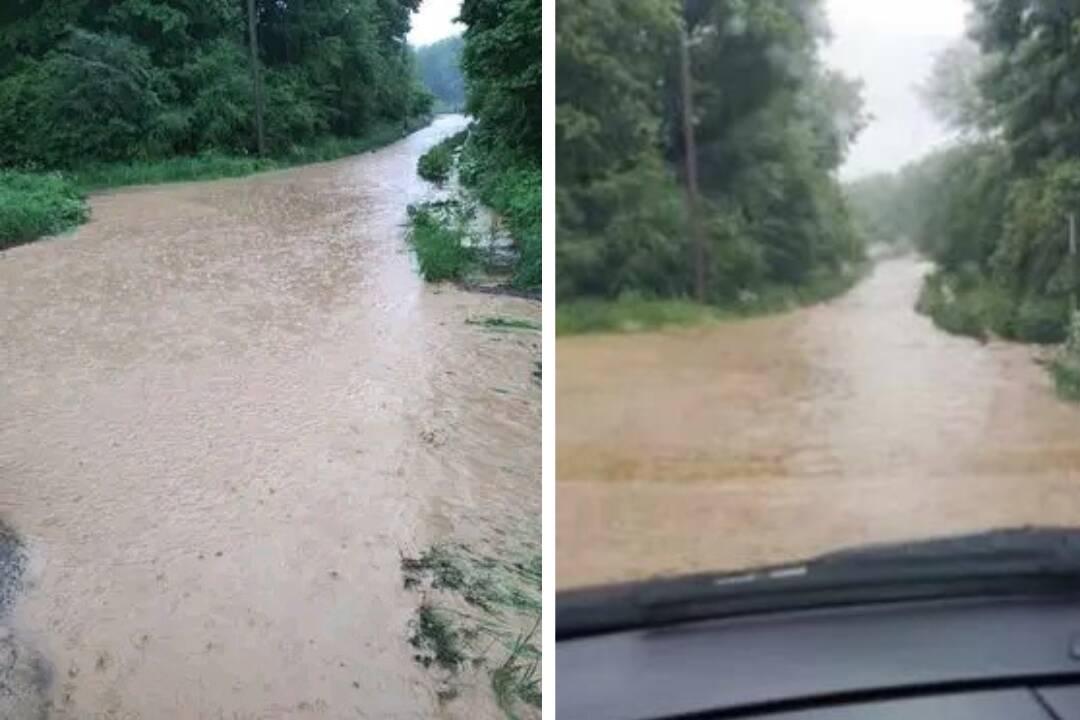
0;115;540;718
558;256;1080;589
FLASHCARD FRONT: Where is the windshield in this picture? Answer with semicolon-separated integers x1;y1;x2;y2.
556;0;1080;590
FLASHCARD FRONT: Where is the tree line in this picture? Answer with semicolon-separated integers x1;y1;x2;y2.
556;0;867;306
847;0;1080;344
0;0;434;167
415;35;465;111
458;0;541;288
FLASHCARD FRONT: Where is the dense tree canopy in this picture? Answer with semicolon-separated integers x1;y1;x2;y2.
557;0;866;303
454;0;541;289
846;0;1080;343
460;0;541;158
415;35;465;109
0;0;433;166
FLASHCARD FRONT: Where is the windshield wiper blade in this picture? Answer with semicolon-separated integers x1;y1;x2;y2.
557;527;1080;640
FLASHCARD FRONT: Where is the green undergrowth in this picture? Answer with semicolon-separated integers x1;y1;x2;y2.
418;130;467;184
72;118;430;192
917;269;1069;344
0;170;88;250
406;200;477;282
413;129;539;293
402;542;541;718
557;263;868;336
1052;312;1080;402
458;139;540;291
1;118;431;249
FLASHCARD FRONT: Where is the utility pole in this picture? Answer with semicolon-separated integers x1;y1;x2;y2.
247;0;267;156
679;26;706;304
1070;211;1078;313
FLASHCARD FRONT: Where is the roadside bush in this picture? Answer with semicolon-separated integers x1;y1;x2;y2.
1053;312;1080;401
459;137;540;289
1011;296;1069;344
406;201;476;282
417;131;467;184
0;171;88;249
0;30;167;166
917;270;1069;344
916;271;990;341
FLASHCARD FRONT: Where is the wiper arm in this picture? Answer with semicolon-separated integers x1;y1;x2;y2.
558;527;1080;640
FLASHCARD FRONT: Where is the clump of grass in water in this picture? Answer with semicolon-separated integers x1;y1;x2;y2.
418;130;468;184
466;316;541;332
492;620;542;719
401;543;542;717
409;605;467;670
0;519;27;618
406;201;476;282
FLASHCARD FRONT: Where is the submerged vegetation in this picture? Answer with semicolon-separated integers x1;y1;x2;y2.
402;542;541;718
409;0;541;293
466;316;542;332
417;131;468;185
407;201;477;282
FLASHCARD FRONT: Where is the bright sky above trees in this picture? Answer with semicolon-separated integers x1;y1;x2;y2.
824;0;969;179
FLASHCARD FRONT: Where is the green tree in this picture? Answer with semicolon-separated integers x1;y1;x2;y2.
415;35;465;109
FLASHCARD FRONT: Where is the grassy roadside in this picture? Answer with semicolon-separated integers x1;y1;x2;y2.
557;263;869;336
0;117;432;250
916;269;1068;344
417;130;468;184
1052;312;1080;402
409;129;540;295
0;171;88;250
459;142;540;291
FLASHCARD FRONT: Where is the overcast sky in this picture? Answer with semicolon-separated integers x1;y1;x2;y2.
823;0;970;179
408;0;464;47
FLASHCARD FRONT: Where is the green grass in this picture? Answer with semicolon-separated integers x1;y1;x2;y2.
458;141;540;291
558;264;868;336
917;270;1069;344
401;543;541;717
557;299;721;336
406;201;476;282
491;621;542;719
0;170;88;250
72;118;431;192
409;605;467;671
1052;359;1080;401
0;118;432;249
466;316;541;332
1051;312;1080;402
418;130;467;184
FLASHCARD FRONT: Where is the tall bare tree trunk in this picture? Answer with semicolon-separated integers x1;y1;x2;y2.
247;0;267;156
680;27;705;303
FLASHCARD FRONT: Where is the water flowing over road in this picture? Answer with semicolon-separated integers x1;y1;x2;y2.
558;256;1080;589
0;115;539;718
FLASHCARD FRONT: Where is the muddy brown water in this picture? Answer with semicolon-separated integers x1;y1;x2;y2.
558;256;1080;589
0;115;540;718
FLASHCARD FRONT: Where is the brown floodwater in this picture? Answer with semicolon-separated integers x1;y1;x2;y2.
558;256;1080;589
0;115;540;719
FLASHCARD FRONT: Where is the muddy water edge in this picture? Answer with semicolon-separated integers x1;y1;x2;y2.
0;115;540;718
558;256;1080;589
